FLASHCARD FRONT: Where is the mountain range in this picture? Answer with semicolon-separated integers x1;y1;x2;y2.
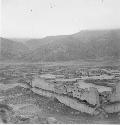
0;29;120;62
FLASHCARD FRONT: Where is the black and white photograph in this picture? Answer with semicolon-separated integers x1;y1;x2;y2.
0;0;120;124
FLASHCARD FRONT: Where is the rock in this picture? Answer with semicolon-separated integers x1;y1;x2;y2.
87;87;100;106
80;87;100;106
72;87;82;99
56;109;59;112
66;85;74;93
104;103;120;113
54;85;67;94
93;110;100;116
0;107;13;124
105;114;108;118
110;83;120;102
68;85;100;106
32;78;55;91
100;91;112;104
32;88;53;98
55;94;99;115
47;117;57;124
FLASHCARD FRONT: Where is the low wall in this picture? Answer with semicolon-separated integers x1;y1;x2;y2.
32;87;99;115
55;94;99;115
31;77;120;115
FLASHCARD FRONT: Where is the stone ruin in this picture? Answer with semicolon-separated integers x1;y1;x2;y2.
32;77;120;116
103;83;120;113
56;82;120;115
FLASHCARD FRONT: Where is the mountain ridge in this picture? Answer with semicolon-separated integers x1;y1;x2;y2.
1;29;120;62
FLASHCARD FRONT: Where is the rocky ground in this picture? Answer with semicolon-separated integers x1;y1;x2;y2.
0;86;120;124
0;63;120;124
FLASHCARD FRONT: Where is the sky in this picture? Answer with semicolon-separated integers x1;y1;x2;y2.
1;0;120;38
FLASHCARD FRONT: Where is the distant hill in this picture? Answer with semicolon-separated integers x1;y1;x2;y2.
0;38;30;61
1;29;120;62
24;29;120;62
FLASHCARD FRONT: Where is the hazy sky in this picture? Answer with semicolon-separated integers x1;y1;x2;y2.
1;0;120;38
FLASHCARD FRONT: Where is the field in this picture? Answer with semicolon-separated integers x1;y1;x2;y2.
0;61;120;124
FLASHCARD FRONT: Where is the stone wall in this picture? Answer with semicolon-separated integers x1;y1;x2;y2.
55;84;100;106
55;94;99;115
103;82;120;113
32;77;120;115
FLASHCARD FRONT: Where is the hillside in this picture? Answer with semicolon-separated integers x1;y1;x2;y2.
1;29;120;62
0;38;30;61
24;29;120;62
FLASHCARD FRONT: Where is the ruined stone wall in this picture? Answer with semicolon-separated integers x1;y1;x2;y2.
55;84;100;106
103;83;120;113
32;88;54;98
32;77;120;115
32;87;99;115
55;94;99;115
